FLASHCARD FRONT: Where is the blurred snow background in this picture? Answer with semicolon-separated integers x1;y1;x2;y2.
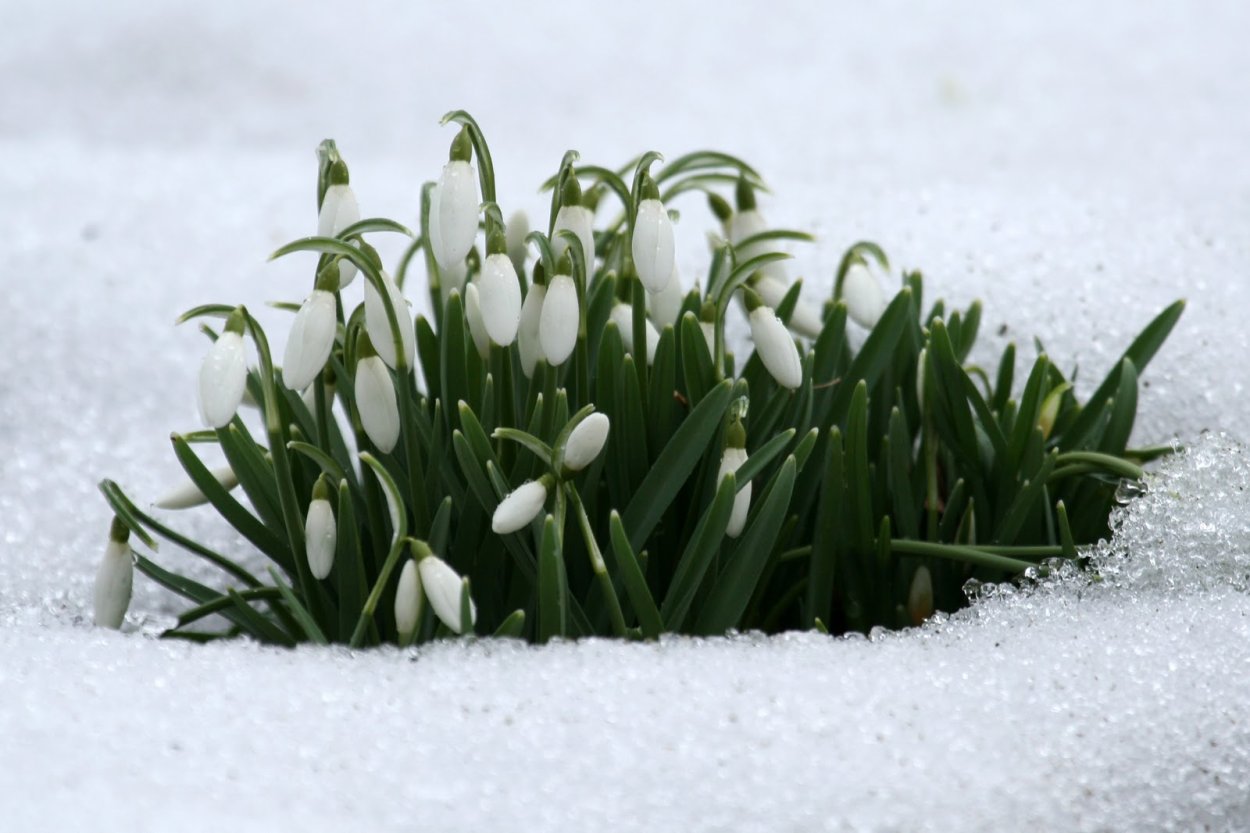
2;1;1249;830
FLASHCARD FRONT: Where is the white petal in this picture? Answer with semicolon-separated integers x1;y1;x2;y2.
304;498;337;580
754;275;822;340
631;199;675;293
479;253;522;346
464;283;491;359
517;285;546;377
355;356;400;453
729;209;786;282
198;331;247;429
539;274;578;366
395;559;424;640
719;447;752;538
433;160;479;270
155;464;240;510
364;270;415;370
282;290;338;391
93;538;133;629
563;413;610;472
647;263;684;329
418;556;476;634
553;205;596;275
492;480;548;534
908;565;934;626
842;263;888;329
608;303;658;365
506;210;530;276
318;185;361;288
749;306;803;390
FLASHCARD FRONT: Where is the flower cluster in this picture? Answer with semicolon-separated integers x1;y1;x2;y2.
95;112;1183;647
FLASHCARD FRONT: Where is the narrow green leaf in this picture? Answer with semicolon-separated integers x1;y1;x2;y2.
608;510;663;639
660;472;736;630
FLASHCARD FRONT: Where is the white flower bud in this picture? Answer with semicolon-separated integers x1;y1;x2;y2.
418;555;476;634
478;253;522;346
198;330;247;429
304;497;337;580
728;208;787;284
539;274;578;366
318;183;361;288
907;565;934;626
753;274;823;340
355;355;400;453
395;558;424;642
553;204;596;275
842;262;888;330
631;198;675;293
562;413;610;472
517;284;546;377
93;525;133;630
155;464;240;510
609;303;658;365
364;269;415;371
647;262;684;330
506;210;530;276
492;480;548;534
748;305;803;390
718;446;751;538
282;289;337;392
432;160;479;270
464;283;491;359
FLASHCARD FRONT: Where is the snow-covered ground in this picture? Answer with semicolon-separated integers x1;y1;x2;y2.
3;1;1249;830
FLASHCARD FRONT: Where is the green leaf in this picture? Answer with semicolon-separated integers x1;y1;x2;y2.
807;427;844;628
695;456;797;634
608;511;663;639
267;567;329;645
1097;358;1138;454
336;217;414;239
493;609;527;638
621;379;733;551
537;515;567;643
735;428;796;488
660;471;736;630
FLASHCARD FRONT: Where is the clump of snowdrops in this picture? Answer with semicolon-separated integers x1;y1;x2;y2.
94;111;1184;646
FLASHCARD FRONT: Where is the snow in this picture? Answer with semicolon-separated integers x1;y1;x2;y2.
3;0;1250;830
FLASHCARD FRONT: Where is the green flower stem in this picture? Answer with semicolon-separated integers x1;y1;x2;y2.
889;539;1036;573
565;483;627;638
1050;451;1144;482
241;307;325;627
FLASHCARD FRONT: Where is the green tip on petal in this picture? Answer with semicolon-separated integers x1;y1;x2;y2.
560;173;583;210
708;193;732;222
108;516;130;544
531;260;546;287
356;329;378;359
735;175;756;211
312;474;334;502
640;172;660;202
328;159;350;186
410;538;434;561
450;125;473;162
741;287;764;312
224;307;246;335
556;251;573;277
726;417;747;450
487;229;508;256
314;261;340;292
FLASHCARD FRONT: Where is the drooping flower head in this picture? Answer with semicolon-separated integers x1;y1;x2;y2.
492;476;551;534
198;307;248;429
552;173;596;277
744;288;803;390
719;417;751;538
477;228;522;347
631;172;675;294
354;331;400;454
562;412;610;473
304;475;337;581
282;264;339;392
317;157;361;289
539;253;579;366
431;126;480;272
93;517;133;630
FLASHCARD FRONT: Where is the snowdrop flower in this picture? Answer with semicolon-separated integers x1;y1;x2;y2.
726;181;786;283
517;270;546;377
317;161;361;288
631;174;675;293
282;283;338;392
840;262;888;330
354;334;400;453
464;283;491;359
744;289;803;390
155;463;240;510
304;476;337;580
609;302;658;365
647;262;684;330
93;518;133;630
506;209;530;277
417;549;476;634
749;273;824;340
539;258;578;366
364;268;415;371
718;421;751;538
431;127;480;271
562;412;610;472
394;557;424;642
492;477;550;534
907;565;934;626
478;231;522;346
198;309;248;429
552;175;596;275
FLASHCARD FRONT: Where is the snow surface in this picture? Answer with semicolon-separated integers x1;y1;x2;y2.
3;1;1250;830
